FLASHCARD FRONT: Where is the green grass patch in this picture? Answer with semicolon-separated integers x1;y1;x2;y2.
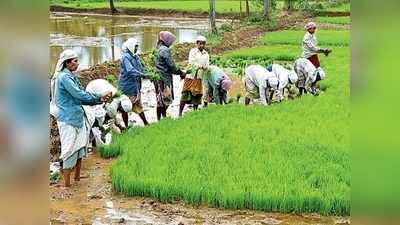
51;0;261;13
223;45;301;61
317;16;351;25
321;2;350;12
109;45;350;215
257;30;350;47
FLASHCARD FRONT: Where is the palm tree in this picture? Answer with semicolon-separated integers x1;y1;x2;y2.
264;0;271;19
209;0;217;34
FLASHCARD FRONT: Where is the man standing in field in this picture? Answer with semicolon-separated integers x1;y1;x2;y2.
303;22;331;68
243;65;279;106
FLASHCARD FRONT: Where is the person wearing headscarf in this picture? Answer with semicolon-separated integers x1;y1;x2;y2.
154;31;185;120
203;65;232;106
243;65;279;106
54;49;112;187
302;22;331;68
179;35;210;116
84;79;132;150
294;57;326;96
267;64;298;101
118;38;149;126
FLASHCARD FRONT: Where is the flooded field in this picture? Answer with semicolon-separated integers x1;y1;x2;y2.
50;12;223;72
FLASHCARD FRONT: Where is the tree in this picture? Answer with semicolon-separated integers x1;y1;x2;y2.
209;0;217;34
264;0;271;19
284;0;295;11
245;0;250;16
109;0;118;14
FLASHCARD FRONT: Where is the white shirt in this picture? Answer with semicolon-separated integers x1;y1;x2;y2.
187;47;209;79
245;65;276;105
302;32;321;58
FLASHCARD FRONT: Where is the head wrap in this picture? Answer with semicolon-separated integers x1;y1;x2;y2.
316;68;326;81
288;71;298;84
268;76;279;89
120;95;132;112
221;76;233;91
105;99;119;118
53;49;78;78
122;38;139;55
196;35;207;43
159;31;176;47
305;22;317;30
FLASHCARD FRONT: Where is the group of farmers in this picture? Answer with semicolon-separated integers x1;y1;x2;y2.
51;21;329;187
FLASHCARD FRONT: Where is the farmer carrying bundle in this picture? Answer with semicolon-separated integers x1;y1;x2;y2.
154;31;185;120
243;65;279;106
267;64;298;101
303;22;332;68
203;65;233;106
54;49;112;187
294;58;326;96
118;38;149;126
179;35;209;117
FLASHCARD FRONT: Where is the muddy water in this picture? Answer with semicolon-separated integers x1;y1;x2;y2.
50;12;221;72
49;153;349;225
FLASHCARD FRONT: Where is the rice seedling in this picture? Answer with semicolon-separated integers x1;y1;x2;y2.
106;43;350;215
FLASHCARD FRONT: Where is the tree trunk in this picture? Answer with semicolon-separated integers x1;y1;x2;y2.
284;0;293;11
209;0;217;34
239;0;242;18
264;0;270;19
245;0;249;17
109;0;118;14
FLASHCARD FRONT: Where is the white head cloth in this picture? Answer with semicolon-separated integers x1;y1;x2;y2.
53;49;78;78
196;35;207;42
122;38;139;55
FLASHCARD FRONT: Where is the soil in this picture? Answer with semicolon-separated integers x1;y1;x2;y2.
49;152;350;225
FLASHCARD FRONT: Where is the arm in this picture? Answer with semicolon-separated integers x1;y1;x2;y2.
123;57;145;79
259;86;269;106
303;35;324;54
162;48;182;75
62;75;101;105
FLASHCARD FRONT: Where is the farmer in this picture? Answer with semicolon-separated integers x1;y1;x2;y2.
243;65;279;106
118;38;149;126
179;35;209;116
54;49;112;187
267;64;298;101
203;65;233;106
85;79;132;149
154;31;185;120
294;57;326;96
303;22;331;68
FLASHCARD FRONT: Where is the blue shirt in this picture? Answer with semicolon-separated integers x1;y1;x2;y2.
55;68;101;128
155;44;181;85
118;51;144;96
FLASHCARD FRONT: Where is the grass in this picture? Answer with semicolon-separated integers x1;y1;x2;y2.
321;2;350;12
50;0;261;13
222;45;301;61
317;16;351;25
107;39;350;215
257;30;350;46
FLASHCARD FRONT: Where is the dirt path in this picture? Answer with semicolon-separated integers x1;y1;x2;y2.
50;153;349;225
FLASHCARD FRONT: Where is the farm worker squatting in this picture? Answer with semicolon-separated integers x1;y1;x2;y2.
267;64;298;101
294;57;326;96
303;22;331;68
243;65;279;106
179;35;210;116
203;65;233;106
118;38;149;126
54;49;112;187
154;31;185;120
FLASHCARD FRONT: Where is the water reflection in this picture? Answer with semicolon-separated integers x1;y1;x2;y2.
50;13;209;72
